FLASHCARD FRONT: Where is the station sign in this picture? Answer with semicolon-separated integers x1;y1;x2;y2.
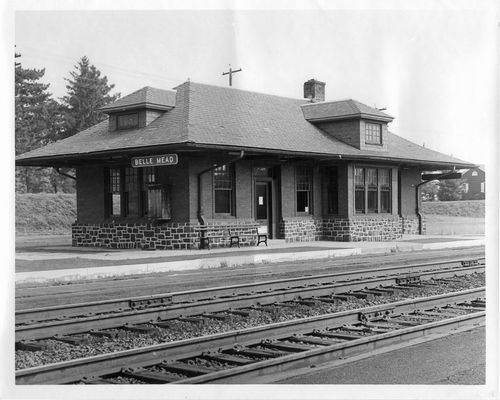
131;154;178;168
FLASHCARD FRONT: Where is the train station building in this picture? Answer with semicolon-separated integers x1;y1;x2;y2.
16;79;474;249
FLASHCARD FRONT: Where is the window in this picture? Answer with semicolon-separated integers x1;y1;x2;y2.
480;182;485;193
108;168;122;216
471;171;478;176
141;167;171;219
365;123;382;144
354;167;392;214
463;183;469;193
214;165;234;214
296;166;312;213
326;167;338;214
354;168;365;213
125;168;139;216
117;113;139;130
379;169;391;213
106;166;171;220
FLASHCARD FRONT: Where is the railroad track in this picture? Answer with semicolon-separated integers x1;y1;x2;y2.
16;288;485;384
15;257;484;342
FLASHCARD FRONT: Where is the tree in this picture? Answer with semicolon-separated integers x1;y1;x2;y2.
60;56;119;138
15;53;66;193
437;179;465;201
420;180;439;201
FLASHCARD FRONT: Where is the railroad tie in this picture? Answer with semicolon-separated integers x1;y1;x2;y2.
202;352;254;366
88;329;125;339
225;347;284;359
16;340;53;351
122;323;157;334
312;330;361;340
287;335;338;346
260;340;313;353
80;376;116;384
202;313;230;321
120;368;177;383
177;316;206;324
53;334;90;346
226;309;251;317
159;361;214;377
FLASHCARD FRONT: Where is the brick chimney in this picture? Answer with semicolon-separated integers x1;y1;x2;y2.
304;79;326;102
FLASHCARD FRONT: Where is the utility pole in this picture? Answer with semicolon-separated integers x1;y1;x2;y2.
222;64;242;86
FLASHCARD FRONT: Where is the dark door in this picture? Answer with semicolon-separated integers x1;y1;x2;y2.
255;181;272;238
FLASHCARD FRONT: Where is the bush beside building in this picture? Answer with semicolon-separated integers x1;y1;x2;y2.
422;200;485;218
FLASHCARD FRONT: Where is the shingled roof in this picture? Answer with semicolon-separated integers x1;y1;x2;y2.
100;86;176;112
16;81;472;168
302;99;393;122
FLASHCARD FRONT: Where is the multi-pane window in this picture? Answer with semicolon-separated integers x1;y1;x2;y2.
214;165;234;214
354;168;365;213
354;167;392;214
366;168;378;212
365;123;382;144
117;113;139;130
108;168;122;216
296;166;312;213
379;169;391;213
125;168;139;217
107;166;171;220
326;167;338;214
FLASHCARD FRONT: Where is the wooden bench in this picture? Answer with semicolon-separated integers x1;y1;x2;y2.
256;226;268;246
196;226;225;250
227;229;256;248
197;226;269;249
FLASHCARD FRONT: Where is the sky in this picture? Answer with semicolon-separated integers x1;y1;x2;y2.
13;7;497;166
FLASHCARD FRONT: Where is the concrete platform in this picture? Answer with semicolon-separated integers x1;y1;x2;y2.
15;234;484;284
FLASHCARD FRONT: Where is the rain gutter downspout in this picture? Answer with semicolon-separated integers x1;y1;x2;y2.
197;150;245;225
415;170;459;235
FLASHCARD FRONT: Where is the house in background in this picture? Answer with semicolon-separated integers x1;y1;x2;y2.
15;79;474;250
462;166;485;200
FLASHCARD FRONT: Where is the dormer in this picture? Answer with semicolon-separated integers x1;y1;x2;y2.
301;80;393;151
101;86;176;132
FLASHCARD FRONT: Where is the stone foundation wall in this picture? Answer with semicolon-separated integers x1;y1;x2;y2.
348;216;402;241
73;216;426;249
401;216;426;235
281;216;421;243
280;218;322;243
72;220;260;250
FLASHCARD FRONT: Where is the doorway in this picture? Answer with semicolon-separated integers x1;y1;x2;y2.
255;181;272;238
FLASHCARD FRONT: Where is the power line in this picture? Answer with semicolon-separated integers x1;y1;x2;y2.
16;45;186;85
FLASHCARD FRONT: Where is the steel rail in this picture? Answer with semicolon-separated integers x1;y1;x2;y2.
15;264;485;341
179;311;485;384
15;287;485;385
16;256;484;325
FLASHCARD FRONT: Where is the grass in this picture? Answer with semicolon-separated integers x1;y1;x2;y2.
16;193;76;236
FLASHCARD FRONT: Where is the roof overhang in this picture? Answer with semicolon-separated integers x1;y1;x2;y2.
15;141;475;170
305;114;394;123
100;102;174;114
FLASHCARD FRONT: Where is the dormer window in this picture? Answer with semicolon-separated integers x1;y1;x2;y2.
365;123;382;145
117;113;139;130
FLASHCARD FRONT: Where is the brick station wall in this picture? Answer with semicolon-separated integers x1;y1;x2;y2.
72;220;260;249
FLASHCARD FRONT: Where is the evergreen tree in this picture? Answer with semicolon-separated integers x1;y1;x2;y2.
15;53;66;193
437;179;465;201
61;56;119;138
